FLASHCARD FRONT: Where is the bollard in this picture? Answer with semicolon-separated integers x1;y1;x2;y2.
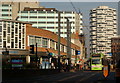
103;65;108;78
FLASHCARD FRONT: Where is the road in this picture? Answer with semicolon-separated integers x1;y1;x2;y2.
2;70;116;83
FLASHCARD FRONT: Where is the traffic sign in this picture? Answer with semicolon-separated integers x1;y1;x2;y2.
103;66;108;77
75;50;81;55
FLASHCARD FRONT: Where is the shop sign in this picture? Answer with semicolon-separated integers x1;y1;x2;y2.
11;59;23;68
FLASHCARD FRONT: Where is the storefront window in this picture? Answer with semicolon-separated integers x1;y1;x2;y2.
29;36;35;46
50;40;55;49
42;38;48;48
36;37;42;47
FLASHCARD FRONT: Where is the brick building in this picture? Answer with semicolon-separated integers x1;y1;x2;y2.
0;19;81;69
111;36;120;64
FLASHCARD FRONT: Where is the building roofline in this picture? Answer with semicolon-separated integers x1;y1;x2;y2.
0;19;32;24
24;7;58;11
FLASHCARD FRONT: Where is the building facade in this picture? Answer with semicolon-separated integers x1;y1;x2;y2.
90;6;117;57
0;19;81;66
17;7;83;38
0;19;28;49
0;1;40;20
111;36;120;64
118;2;120;35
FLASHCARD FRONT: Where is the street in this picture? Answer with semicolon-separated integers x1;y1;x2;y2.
2;70;115;83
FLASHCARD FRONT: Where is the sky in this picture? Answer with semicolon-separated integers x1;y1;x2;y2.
1;0;119;2
39;0;119;2
40;2;118;57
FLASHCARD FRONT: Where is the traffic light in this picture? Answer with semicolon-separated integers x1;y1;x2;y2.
30;45;34;54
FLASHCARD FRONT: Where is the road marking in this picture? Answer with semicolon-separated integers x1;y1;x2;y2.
58;75;80;81
76;73;97;83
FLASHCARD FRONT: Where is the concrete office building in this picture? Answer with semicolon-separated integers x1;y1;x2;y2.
17;7;83;38
118;2;120;35
90;6;117;57
0;1;39;20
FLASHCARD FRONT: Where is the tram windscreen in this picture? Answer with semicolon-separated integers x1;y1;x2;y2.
92;59;100;64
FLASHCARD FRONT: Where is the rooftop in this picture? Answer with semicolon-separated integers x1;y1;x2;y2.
0;19;32;24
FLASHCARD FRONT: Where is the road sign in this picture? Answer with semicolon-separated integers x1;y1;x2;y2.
103;66;108;77
107;53;112;56
75;50;81;55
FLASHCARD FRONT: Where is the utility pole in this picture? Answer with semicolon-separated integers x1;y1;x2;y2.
58;11;61;72
65;17;71;71
36;43;38;68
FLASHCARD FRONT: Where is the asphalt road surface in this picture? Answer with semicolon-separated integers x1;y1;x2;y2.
2;70;116;83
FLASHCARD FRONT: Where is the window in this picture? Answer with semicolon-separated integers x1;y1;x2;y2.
7;27;10;33
61;45;64;52
15;37;18;43
21;11;28;13
19;24;21;29
7;36;10;43
12;23;14;28
21;16;28;18
22;38;24;44
38;11;46;13
56;43;58;50
0;36;2;42
3;23;6;28
36;38;42;47
30;16;37;18
15;28;18;34
11;32;14;38
30;11;37;13
92;59;100;64
0;26;2;32
50;40;54;49
2;14;9;16
42;38;48;48
11;42;14;48
38;16;46;18
29;36;35;45
22;28;24;34
19;42;21;48
3;41;6;47
2;9;9;11
3;31;6;38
